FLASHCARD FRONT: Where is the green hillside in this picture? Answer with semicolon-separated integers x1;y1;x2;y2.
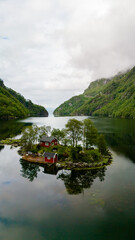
54;67;135;119
0;79;48;119
8;88;48;117
84;78;110;97
54;95;88;116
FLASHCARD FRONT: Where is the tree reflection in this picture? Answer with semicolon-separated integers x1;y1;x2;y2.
0;145;4;152
57;168;106;195
43;165;58;175
20;159;40;182
20;159;60;181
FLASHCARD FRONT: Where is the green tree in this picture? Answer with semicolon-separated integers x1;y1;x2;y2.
51;128;66;144
65;119;83;147
39;125;51;139
97;134;107;155
83;119;98;149
21;125;39;151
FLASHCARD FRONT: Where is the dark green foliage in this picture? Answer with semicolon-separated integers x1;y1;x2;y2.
57;168;106;195
8;88;48;117
97;134;108;155
54;94;88;116
0;79;4;87
51;128;66;144
20;159;40;182
0;79;48;119
53;66;135;119
89;149;103;161
83;119;98;148
0;120;32;140
0;86;28;119
69;146;82;162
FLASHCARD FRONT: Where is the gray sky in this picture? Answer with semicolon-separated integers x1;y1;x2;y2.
0;0;135;113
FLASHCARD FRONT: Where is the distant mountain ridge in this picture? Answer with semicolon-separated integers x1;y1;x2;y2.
54;67;135;119
0;79;48;119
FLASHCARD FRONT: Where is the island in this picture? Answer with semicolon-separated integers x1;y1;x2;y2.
1;118;112;170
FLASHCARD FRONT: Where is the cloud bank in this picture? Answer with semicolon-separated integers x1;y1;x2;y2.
0;0;135;112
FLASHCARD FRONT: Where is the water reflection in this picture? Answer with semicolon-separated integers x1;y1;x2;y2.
0;145;4;152
20;159;40;182
19;158;106;194
93;118;135;162
105;132;135;162
43;165;59;175
20;159;59;181
0;120;32;140
57;168;106;195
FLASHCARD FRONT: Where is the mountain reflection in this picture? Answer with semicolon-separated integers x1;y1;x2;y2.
0;120;32;140
94;118;135;162
57;168;106;195
105;132;135;162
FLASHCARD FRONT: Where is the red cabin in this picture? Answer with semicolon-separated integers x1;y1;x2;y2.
40;136;58;148
43;152;58;163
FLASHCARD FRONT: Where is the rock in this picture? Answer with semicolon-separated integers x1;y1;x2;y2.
56;163;61;168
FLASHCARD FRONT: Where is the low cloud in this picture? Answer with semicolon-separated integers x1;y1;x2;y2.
0;0;135;111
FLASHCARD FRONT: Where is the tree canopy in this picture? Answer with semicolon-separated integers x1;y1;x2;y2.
65;118;83;147
20;119;109;158
83;119;98;149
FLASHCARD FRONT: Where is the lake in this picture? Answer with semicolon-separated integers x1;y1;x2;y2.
0;116;135;240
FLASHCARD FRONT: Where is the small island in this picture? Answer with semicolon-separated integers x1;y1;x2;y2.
1;118;112;170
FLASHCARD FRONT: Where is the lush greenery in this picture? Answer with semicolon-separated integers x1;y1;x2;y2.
20;119;110;164
0;79;48;119
54;67;135;119
54;94;88;116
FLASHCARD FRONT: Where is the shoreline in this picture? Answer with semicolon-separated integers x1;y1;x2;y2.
21;153;112;170
1;139;112;171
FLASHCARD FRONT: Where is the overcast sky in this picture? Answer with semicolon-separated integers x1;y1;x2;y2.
0;0;135;113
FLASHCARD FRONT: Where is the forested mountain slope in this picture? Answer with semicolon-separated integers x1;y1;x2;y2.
54;67;135;119
0;79;48;119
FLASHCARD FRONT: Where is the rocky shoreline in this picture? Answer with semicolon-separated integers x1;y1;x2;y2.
21;152;112;170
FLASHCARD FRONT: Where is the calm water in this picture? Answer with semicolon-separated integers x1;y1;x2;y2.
0;116;135;240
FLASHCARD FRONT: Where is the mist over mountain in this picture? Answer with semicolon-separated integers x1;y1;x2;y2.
54;67;135;119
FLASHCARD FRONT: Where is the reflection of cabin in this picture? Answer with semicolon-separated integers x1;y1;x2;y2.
43;165;58;175
40;136;58;148
43;152;58;163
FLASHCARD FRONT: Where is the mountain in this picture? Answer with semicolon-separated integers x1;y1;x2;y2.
54;67;135;119
0;79;48;119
